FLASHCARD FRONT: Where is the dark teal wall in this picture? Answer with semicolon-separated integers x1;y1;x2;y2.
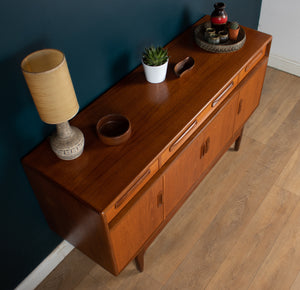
0;1;261;289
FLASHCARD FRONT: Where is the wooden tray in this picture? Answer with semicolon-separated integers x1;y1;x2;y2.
194;22;246;53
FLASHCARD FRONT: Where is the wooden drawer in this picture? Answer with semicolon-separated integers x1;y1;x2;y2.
239;46;266;81
104;160;159;223
160;117;200;166
159;74;238;167
209;74;239;111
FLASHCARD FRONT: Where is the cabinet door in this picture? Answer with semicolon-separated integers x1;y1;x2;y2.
109;177;164;272
164;132;204;217
234;57;268;132
164;94;237;218
200;94;237;167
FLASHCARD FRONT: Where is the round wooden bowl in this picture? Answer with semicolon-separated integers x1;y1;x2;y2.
96;114;131;146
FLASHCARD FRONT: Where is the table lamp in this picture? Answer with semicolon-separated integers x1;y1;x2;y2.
21;49;84;160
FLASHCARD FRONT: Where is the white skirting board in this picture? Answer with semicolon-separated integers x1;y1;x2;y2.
267;54;300;77
16;241;74;290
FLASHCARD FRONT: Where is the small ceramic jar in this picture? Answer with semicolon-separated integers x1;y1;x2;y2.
205;28;216;41
208;33;220;45
218;30;229;43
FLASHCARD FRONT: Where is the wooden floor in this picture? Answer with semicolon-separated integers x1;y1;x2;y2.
36;67;300;290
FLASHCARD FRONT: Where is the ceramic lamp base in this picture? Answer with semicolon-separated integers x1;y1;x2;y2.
50;121;84;160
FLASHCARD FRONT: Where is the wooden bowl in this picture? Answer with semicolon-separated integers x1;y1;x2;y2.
96;114;131;146
174;57;195;77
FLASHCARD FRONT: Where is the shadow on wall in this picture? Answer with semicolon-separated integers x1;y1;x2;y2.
0;41;62;289
0;40;51;174
110;52;131;84
180;6;193;31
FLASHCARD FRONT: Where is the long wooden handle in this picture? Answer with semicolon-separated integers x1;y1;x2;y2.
115;169;151;208
246;50;264;72
169;120;197;152
212;82;234;107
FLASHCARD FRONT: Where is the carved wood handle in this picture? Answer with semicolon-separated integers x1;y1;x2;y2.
169;120;198;152
200;144;203;159
115;169;151;208
205;137;210;154
157;191;163;207
200;143;205;159
212;82;234;107
238;99;243;114
200;137;210;159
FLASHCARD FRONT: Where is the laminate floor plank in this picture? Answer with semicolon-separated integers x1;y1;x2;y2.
162;162;279;289
35;249;95;290
205;185;299;290
245;68;300;145
83;260;162;290
253;102;300;174
248;199;300;290
74;274;110;290
276;144;300;195
290;271;300;290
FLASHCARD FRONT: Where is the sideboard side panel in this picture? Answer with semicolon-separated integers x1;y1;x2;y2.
23;165;117;275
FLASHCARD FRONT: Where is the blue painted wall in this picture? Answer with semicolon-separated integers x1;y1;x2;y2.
0;1;262;288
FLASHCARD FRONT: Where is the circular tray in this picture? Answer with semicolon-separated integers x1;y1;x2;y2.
194;22;246;53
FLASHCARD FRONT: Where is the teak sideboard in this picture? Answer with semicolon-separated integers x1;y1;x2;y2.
22;16;272;275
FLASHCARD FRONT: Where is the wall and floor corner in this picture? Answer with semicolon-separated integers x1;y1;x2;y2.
258;0;300;76
0;1;262;289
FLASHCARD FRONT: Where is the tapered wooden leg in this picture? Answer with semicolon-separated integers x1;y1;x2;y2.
135;250;145;272
234;127;244;151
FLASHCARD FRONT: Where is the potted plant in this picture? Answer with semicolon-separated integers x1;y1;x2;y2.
229;21;240;41
142;46;169;83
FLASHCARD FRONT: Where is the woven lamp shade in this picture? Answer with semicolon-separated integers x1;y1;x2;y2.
21;49;79;124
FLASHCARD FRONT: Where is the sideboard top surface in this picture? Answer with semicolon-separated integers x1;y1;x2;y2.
22;16;272;213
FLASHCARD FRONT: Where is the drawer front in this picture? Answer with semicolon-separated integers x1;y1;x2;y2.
160;75;239;167
104;160;159;223
160;117;201;166
109;177;164;272
209;75;239;110
239;46;266;81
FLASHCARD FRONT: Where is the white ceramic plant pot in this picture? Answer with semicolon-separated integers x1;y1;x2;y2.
142;59;169;84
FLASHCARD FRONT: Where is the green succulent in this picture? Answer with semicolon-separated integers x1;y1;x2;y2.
229;21;240;30
142;46;168;66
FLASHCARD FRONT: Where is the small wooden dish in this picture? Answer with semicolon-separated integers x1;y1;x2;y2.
174;57;195;77
96;114;131;146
